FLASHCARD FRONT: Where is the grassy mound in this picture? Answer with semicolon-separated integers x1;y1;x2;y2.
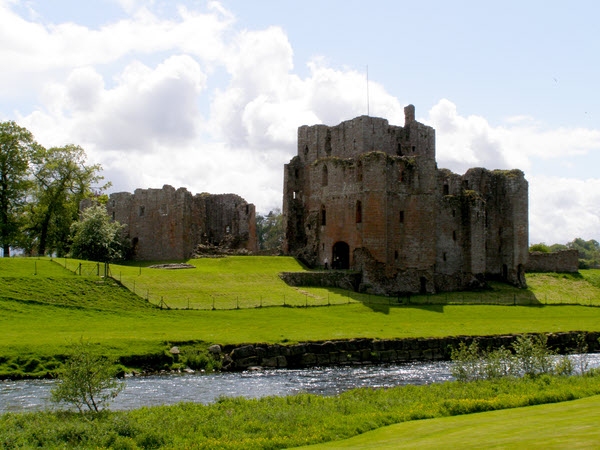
2;257;600;379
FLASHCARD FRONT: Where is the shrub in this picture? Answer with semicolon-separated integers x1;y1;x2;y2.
51;339;124;413
451;334;590;382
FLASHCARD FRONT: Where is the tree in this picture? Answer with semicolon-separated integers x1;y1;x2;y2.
567;238;600;269
28;144;108;256
529;243;550;253
256;208;283;251
51;339;124;413
0;121;38;256
70;204;127;262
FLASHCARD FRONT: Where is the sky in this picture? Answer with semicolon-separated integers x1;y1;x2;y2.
1;0;600;245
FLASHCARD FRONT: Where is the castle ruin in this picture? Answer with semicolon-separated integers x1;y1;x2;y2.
283;105;528;295
108;185;258;260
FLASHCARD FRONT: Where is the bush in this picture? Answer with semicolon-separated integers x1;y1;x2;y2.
51;339;124;413
451;334;589;382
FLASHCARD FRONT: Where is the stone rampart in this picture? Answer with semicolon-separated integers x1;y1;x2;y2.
219;331;600;371
527;250;579;273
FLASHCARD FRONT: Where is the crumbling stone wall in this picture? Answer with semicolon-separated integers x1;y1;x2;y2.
283;105;529;295
107;185;258;260
527;250;579;273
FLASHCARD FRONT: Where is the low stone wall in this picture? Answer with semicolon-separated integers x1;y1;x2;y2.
279;271;362;291
219;331;600;371
527;250;579;273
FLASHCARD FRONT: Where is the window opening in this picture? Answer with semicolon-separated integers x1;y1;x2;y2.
356;200;362;223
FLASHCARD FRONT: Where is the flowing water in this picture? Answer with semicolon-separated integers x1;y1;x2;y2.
2;355;599;413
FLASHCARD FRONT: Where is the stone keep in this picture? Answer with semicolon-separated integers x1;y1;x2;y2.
283;105;528;294
108;185;258;260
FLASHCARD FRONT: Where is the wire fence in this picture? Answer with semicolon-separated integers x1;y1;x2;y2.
54;258;600;311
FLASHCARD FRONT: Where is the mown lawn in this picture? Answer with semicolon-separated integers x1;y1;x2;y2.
302;394;600;449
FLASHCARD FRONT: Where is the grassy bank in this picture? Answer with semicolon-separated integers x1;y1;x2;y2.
303;392;600;449
2;372;600;449
2;257;600;378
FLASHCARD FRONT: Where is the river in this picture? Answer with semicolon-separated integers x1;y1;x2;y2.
2;355;599;413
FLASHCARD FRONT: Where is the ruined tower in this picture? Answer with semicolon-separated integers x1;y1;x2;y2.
108;185;258;260
283;105;528;294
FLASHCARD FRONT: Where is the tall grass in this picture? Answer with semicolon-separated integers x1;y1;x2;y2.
2;372;600;449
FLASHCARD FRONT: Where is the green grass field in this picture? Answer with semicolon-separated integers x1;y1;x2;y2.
57;257;600;309
2;256;600;378
301;394;600;449
2;257;600;448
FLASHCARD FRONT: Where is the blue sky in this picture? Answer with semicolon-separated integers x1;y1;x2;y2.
1;0;600;244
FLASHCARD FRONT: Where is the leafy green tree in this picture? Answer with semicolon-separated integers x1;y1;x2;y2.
567;238;600;269
0;121;38;257
51;339;124;413
70;204;127;262
28;144;108;256
529;243;550;253
256;208;283;251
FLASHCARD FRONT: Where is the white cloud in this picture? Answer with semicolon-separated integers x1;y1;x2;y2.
529;176;600;244
5;2;600;245
426;99;600;244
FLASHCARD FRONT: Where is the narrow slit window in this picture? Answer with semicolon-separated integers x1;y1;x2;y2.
356;200;362;223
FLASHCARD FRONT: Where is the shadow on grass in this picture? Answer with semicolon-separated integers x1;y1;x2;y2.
322;284;544;315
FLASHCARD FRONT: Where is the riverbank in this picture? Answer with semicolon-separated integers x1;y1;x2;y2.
217;331;600;371
2;372;600;449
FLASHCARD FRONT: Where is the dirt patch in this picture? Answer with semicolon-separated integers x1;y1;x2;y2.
148;263;196;270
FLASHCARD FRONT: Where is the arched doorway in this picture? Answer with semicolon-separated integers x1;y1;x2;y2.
332;241;350;270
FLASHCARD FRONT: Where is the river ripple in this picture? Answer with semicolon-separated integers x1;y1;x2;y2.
2;354;599;413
